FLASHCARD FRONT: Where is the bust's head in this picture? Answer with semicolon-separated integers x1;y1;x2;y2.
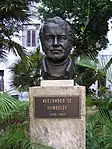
39;16;73;63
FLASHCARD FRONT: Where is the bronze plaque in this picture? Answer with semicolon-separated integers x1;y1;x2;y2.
34;96;81;118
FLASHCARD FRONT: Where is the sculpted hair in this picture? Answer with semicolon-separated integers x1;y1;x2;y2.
39;16;73;43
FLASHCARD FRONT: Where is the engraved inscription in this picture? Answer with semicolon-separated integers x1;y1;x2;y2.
34;96;80;118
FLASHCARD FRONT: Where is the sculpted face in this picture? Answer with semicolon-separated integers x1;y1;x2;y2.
42;22;72;63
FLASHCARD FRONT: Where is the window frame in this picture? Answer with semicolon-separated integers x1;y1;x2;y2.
26;29;36;47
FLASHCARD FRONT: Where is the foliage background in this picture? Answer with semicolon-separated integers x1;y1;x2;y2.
35;0;112;89
1;0;112;149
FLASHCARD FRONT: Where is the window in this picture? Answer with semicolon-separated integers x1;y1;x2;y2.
32;30;36;46
27;30;31;47
27;30;36;47
0;70;4;91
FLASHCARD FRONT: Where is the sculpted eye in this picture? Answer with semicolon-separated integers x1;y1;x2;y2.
58;36;66;40
45;35;53;40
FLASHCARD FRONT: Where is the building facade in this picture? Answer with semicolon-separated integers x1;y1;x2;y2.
0;23;40;99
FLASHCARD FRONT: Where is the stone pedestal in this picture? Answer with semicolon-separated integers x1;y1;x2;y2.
29;80;86;149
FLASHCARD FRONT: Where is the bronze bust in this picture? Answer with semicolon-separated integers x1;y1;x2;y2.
39;16;74;80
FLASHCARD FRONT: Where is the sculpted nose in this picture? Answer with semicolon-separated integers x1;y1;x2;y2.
54;37;58;45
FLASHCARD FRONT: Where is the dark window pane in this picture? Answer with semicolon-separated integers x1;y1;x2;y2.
27;30;31;47
0;70;4;76
32;30;36;46
0;70;4;91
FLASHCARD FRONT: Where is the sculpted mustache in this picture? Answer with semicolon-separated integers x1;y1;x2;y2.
49;49;62;51
48;45;64;51
49;48;64;52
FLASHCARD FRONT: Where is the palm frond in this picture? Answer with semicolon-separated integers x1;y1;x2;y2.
3;39;27;59
0;92;19;121
76;55;97;70
76;53;112;83
0;49;7;62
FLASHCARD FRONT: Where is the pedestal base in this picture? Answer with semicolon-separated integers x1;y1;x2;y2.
29;80;86;149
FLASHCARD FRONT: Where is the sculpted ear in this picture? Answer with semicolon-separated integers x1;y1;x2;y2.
39;34;45;53
41;42;46;53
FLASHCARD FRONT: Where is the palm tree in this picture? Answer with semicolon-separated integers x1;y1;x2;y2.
0;0;30;59
10;49;42;91
76;53;112;89
79;54;112;149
